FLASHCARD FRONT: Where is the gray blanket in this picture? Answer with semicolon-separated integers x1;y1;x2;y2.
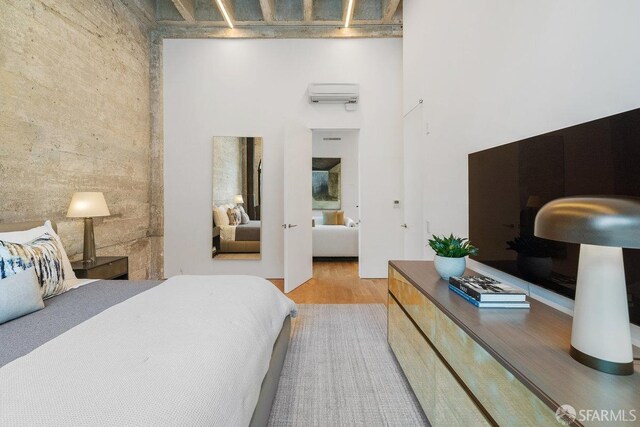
0;280;162;367
236;220;261;241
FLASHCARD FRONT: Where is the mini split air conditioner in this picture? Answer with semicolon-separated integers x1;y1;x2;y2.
308;83;359;105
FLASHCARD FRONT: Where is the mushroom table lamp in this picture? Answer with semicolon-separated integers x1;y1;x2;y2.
66;192;111;265
535;196;639;375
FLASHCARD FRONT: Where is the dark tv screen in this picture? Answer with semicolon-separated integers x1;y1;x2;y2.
468;108;640;326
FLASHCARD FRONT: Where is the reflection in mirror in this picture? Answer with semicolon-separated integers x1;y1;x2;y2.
212;136;263;260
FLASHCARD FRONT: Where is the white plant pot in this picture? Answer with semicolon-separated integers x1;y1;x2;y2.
433;255;466;281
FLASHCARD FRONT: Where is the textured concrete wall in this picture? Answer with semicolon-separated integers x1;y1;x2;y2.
212;136;242;205
0;0;154;279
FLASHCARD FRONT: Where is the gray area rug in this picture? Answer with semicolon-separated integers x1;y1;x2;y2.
268;304;430;426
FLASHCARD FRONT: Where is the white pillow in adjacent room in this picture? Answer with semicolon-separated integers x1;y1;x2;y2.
213;206;230;227
0;268;44;324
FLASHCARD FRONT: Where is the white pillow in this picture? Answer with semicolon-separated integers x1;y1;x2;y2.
0;221;76;281
345;217;356;227
213;207;230;227
0;268;44;324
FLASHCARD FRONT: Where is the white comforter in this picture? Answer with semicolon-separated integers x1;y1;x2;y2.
0;275;297;427
313;225;359;257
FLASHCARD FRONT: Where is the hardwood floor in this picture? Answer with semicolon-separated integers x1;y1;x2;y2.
271;260;387;304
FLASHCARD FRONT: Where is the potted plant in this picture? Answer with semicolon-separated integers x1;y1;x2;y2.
428;234;479;280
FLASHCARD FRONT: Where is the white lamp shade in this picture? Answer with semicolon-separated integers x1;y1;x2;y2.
67;192;111;218
233;195;244;204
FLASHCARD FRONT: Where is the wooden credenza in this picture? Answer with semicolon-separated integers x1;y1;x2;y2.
388;261;640;427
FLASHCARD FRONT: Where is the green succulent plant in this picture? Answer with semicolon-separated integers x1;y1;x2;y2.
427;234;479;258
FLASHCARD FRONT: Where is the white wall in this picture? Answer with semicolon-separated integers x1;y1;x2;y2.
164;38;403;278
312;129;359;222
403;0;640;342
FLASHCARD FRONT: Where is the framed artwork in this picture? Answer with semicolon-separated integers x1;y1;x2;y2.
312;157;341;210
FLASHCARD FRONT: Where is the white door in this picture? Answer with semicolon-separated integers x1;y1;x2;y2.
284;123;313;293
403;103;427;259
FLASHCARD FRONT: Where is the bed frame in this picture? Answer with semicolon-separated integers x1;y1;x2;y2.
0;220;57;234
0;220;290;427
250;315;291;426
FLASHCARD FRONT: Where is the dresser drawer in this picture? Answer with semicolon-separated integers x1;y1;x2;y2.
434;310;557;426
389;266;436;341
82;258;128;280
434;356;491;427
389;294;490;426
388;294;436;412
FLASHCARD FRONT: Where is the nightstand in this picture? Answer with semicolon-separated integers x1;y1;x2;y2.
71;256;129;280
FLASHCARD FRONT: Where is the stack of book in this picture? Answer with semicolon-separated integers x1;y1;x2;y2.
448;275;530;309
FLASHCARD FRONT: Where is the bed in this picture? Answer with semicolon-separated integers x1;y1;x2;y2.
219;220;261;253
312;216;359;258
213;204;261;254
0;221;294;426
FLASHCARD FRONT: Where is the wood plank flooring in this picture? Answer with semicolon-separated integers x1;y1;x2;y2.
271;261;387;304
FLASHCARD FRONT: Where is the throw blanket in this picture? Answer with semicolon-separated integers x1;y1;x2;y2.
0;275;297;426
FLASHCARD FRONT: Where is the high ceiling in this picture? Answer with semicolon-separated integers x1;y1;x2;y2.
155;0;402;37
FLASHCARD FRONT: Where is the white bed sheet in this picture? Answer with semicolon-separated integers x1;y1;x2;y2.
0;275;296;426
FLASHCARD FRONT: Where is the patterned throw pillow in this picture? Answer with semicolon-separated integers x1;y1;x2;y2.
0;234;66;299
227;208;242;226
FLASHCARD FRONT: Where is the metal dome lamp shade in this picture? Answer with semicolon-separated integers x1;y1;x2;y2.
535;196;640;375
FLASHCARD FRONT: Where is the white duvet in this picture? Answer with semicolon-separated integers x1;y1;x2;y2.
0;275;297;427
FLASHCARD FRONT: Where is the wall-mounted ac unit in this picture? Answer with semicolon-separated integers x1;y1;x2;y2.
308;83;359;104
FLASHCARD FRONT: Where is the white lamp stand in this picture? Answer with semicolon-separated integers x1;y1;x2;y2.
571;244;633;375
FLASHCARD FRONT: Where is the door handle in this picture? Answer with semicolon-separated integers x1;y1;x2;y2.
401;224;408;228
288;224;298;228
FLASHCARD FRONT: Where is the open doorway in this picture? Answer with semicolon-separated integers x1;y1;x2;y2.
311;129;360;279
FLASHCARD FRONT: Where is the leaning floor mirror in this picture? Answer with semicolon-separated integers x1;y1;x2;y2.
212;136;263;260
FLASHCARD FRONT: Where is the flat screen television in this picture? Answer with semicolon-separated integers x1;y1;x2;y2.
468;107;640;326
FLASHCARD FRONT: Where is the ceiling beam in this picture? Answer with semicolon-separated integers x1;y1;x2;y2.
170;0;196;22
157;19;398;27
303;0;313;22
156;24;402;38
343;0;355;27
258;0;276;23
383;0;401;23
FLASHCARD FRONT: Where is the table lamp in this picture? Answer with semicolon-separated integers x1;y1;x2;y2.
233;194;244;206
535;196;639;375
66;192;110;264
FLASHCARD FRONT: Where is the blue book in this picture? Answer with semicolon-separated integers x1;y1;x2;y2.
448;284;530;309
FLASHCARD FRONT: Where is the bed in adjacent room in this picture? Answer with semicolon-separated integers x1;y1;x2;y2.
312;214;359;258
0;221;294;427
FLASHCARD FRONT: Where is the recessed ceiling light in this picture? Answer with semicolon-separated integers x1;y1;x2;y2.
215;0;234;29
344;0;354;28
